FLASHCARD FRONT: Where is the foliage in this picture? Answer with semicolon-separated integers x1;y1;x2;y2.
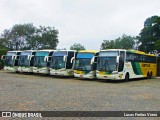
70;43;85;51
137;15;160;52
0;23;59;50
57;48;67;50
0;49;7;69
0;38;7;49
27;26;59;50
101;34;135;50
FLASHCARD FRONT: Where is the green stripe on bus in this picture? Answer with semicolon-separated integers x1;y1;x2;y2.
131;62;142;75
136;62;142;75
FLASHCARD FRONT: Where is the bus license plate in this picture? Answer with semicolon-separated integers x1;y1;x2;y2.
80;75;83;77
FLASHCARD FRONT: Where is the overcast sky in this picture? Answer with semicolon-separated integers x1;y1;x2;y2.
0;0;160;50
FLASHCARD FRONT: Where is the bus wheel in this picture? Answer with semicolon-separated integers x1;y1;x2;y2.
125;73;129;82
150;72;152;79
147;72;151;79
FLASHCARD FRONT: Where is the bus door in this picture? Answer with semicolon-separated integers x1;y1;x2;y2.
66;52;76;69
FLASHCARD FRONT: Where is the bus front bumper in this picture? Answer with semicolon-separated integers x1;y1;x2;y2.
96;74;123;80
4;66;18;72
50;69;73;76
33;67;50;74
18;67;33;73
74;70;96;79
74;73;95;79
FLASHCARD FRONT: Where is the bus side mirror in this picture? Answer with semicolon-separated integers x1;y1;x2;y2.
70;57;75;63
117;56;120;63
28;55;34;60
15;55;20;60
44;56;51;62
91;56;97;64
44;56;48;62
63;55;67;62
27;55;30;60
12;55;16;60
1;55;6;60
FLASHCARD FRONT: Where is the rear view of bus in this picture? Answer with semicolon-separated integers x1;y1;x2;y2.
49;50;77;76
1;51;21;72
33;50;54;74
74;50;99;79
18;50;37;73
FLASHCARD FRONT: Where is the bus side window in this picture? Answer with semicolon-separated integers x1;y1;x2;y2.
118;51;124;72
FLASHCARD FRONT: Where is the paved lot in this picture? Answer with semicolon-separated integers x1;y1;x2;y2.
0;70;160;119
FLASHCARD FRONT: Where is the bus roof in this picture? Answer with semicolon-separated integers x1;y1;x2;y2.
100;49;126;52
22;50;38;52
7;50;22;53
56;50;77;52
78;50;99;54
101;49;156;56
37;49;56;52
127;49;146;54
127;50;156;56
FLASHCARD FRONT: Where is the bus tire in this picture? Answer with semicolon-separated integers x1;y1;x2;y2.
125;73;129;82
150;72;152;79
147;72;151;79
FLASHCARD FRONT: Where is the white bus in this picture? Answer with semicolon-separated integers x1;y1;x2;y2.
33;50;55;74
49;50;77;76
17;50;37;73
96;49;157;81
1;51;21;72
74;50;99;79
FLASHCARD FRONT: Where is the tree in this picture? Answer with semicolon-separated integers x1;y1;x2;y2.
70;43;85;51
101;34;135;50
0;23;59;50
137;15;160;52
0;38;7;49
0;29;14;50
0;49;7;69
27;26;59;50
0;23;35;50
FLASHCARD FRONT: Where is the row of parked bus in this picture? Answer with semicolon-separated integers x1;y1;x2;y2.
1;49;159;81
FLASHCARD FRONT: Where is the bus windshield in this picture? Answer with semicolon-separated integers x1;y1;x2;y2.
34;51;49;67
4;56;14;66
4;52;18;66
74;58;92;71
34;56;47;67
97;57;117;72
19;51;32;67
50;56;65;69
18;56;29;67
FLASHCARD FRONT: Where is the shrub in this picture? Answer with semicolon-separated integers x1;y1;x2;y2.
0;49;8;69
